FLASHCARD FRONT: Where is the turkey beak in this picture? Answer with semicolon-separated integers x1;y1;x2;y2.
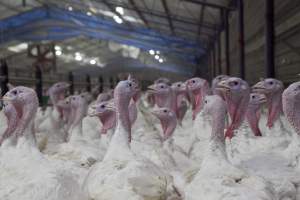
185;80;191;89
215;80;230;92
252;81;266;91
2;94;12;101
259;94;267;103
88;105;97;116
150;109;160;117
105;101;116;112
181;83;187;90
147;84;157;93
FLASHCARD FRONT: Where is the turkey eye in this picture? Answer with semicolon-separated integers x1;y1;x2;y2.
101;105;105;108
163;110;167;113
233;81;238;85
192;80;196;83
160;85;164;89
204;100;207;104
128;83;132;87
72;97;76;100
269;81;273;85
252;95;256;99
12;90;17;95
177;84;181;87
56;85;60;87
66;101;69;104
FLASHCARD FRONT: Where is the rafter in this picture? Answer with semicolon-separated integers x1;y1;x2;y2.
197;0;206;37
182;0;235;10
128;0;150;29
161;0;175;34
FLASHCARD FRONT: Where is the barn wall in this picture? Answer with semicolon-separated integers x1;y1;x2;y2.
217;0;300;85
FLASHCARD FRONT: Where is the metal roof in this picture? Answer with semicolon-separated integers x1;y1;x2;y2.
0;0;233;80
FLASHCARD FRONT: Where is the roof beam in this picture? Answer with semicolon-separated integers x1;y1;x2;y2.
95;0;216;30
197;1;206;37
0;1;21;12
182;0;235;10
128;0;151;29
161;0;175;34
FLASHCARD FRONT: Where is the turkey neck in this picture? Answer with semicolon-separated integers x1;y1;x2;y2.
211;106;226;145
267;90;283;128
16;100;38;146
69;103;87;141
283;95;300;135
104;93;132;161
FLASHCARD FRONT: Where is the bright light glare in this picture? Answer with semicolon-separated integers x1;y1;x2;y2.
159;58;163;63
154;55;160;60
149;50;155;55
115;7;124;15
68;6;73;11
87;11;92;16
113;15;123;24
75;52;80;56
55;50;62;56
90;59;96;65
75;55;82;61
55;45;61;51
7;43;28;52
156;51;160;54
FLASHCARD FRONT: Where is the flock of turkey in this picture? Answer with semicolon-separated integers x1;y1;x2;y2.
0;74;300;200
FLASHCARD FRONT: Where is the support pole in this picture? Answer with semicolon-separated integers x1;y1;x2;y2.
86;75;91;92
109;77;114;89
224;10;230;75
68;72;74;95
35;65;43;106
212;46;216;77
265;0;275;78
98;76;103;93
217;36;222;74
0;59;9;96
237;0;245;79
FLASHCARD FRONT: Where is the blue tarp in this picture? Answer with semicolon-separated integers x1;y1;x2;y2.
0;6;204;64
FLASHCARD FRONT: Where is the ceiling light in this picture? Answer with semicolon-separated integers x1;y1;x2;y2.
75;52;80;56
54;45;61;51
87;11;92;16
154;55;160;60
159;58;163;63
90;59;96;65
113;15;123;24
115;7;124;15
68;6;73;11
149;49;155;55
55;50;62;56
8;43;28;52
156;50;160;54
75;55;82;61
